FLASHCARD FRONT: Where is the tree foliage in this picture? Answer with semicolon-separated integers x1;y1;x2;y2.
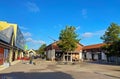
38;44;46;54
101;23;120;44
58;26;80;52
101;23;120;57
110;40;120;56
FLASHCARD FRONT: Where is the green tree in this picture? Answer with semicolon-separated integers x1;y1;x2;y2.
101;23;120;63
101;23;120;43
58;26;80;61
38;44;46;55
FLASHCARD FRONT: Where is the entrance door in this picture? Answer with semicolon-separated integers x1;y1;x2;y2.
12;52;15;61
98;53;101;60
65;56;71;61
91;53;94;60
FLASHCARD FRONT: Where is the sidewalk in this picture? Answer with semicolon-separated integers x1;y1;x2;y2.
0;60;20;71
0;65;8;71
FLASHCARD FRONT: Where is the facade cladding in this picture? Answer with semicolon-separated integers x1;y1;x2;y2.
0;21;25;50
16;27;25;50
0;26;13;43
0;21;25;65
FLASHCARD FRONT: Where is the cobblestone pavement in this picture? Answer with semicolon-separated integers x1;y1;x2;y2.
0;59;120;79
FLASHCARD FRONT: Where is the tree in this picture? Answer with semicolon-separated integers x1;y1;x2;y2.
101;23;120;43
101;23;120;63
38;44;46;55
58;26;80;62
110;40;120;63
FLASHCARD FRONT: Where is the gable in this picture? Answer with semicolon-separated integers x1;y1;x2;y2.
28;49;36;54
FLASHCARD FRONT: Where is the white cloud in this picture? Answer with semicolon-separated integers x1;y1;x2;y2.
81;9;87;18
26;37;33;42
26;2;40;13
26;37;46;44
94;29;106;35
23;32;32;37
82;32;93;38
82;29;105;38
19;26;28;30
33;40;45;44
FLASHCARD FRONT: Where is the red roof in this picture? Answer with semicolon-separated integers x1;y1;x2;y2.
83;43;105;50
45;41;83;51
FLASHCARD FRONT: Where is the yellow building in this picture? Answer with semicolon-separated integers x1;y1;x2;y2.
0;21;25;66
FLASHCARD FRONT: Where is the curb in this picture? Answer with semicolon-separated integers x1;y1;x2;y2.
0;65;8;71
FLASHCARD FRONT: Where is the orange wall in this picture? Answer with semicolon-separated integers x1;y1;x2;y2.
75;44;83;51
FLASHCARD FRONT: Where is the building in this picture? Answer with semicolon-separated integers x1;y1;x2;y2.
82;43;107;61
0;21;25;66
45;41;83;62
27;49;37;57
45;41;110;62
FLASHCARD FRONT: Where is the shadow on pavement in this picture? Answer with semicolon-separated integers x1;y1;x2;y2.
0;71;74;79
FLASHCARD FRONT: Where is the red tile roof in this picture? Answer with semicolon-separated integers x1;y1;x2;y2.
45;41;83;51
83;43;105;50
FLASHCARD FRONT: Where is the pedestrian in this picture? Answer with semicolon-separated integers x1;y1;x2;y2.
29;56;33;64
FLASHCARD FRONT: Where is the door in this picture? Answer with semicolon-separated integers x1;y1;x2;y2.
12;52;15;61
91;53;94;60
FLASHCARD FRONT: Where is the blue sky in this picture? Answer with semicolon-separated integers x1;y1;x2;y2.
0;0;120;49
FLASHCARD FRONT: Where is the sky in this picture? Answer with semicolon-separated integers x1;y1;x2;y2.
0;0;120;50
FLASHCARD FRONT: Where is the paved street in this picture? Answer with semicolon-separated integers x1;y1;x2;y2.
0;59;120;79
